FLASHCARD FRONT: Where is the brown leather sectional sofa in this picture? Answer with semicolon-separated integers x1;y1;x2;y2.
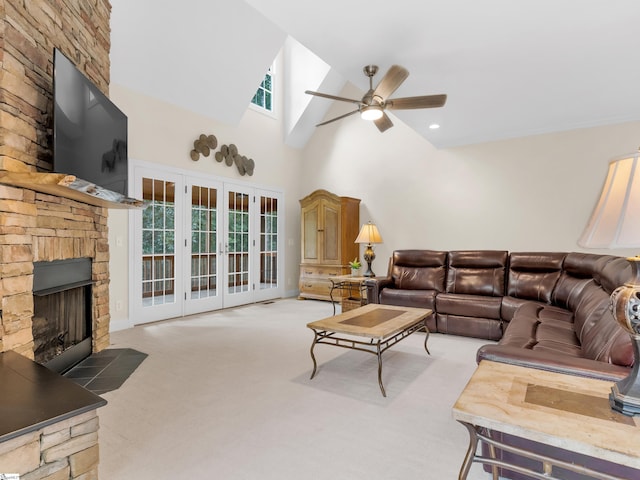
366;249;638;479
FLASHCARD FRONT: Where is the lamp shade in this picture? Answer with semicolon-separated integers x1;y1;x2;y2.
355;222;383;244
579;152;640;249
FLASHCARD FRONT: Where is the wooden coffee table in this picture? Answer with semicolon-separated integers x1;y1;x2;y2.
307;304;432;397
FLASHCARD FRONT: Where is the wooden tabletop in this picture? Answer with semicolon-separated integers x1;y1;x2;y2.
307;304;432;339
452;360;640;469
330;275;371;282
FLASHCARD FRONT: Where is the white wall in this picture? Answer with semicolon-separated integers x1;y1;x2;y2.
299;82;640;275
107;71;640;330
107;52;304;330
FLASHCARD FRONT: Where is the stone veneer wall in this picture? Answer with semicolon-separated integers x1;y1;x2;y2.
0;1;113;357
0;410;100;479
0;186;111;357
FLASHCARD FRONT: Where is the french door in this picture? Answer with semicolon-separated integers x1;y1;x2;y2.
222;184;253;308
184;178;224;315
130;162;283;324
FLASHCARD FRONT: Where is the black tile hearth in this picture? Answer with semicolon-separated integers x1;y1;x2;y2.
64;348;147;395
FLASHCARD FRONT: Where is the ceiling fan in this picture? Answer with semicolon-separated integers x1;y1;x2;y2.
305;64;447;133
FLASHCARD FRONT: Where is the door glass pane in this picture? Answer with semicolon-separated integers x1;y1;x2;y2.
260;195;278;290
228;191;250;294
191;185;218;299
141;177;176;306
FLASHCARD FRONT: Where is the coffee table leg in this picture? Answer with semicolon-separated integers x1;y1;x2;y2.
424;321;431;355
309;330;319;379
376;341;386;397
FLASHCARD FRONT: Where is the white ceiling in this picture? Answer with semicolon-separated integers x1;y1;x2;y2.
111;1;640;148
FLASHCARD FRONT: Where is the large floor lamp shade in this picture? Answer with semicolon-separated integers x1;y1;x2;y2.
355;222;383;277
578;151;640;415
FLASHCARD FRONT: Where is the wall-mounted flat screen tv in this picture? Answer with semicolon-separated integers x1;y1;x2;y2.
53;48;128;195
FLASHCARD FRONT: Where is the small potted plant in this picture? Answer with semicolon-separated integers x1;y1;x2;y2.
349;257;362;277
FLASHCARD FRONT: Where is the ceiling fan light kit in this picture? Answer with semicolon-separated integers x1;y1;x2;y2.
360;105;383;121
306;64;447;133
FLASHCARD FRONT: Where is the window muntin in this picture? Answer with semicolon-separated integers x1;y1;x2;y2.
251;67;273;112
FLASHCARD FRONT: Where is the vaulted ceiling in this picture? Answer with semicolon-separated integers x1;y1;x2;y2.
111;0;640;148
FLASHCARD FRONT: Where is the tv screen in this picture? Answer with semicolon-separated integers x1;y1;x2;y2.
53;48;128;195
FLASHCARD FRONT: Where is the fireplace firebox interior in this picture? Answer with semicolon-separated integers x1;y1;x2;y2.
32;258;94;373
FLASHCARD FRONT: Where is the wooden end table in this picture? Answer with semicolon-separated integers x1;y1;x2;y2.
328;275;370;315
452;360;640;480
307;304;432;397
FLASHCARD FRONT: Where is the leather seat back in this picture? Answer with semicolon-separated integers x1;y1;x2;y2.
446;250;507;296
390;250;447;291
552;252;604;311
507;252;566;303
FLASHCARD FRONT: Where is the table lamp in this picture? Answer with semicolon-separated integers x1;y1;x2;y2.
578;150;640;415
355;222;383;277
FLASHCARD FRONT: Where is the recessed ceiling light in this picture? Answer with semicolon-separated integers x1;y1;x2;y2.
428;123;440;130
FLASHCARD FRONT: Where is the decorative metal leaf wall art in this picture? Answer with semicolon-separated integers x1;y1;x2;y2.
214;143;255;176
190;134;218;161
190;134;255;176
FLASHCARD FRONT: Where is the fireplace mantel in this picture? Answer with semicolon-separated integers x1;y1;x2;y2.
0;171;144;209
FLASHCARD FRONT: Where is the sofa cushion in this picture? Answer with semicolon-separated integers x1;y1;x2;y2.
446;250;507;296
378;288;437;331
594;256;632;294
551;252;602;310
572;281;610;343
501;303;582;357
507;252;566;303
437;314;503;340
581;312;633;365
379;288;437;310
390;249;447;291
500;296;545;322
436;293;502;319
609;331;635;367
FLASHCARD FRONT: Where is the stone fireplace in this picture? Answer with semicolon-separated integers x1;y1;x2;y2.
0;2;115;477
0;1;113;361
0;186;111;362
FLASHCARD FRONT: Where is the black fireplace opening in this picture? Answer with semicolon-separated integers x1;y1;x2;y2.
32;258;93;373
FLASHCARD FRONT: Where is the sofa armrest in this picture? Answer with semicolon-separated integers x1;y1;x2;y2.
364;277;394;304
476;344;630;382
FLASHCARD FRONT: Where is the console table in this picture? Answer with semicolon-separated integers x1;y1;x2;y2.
452;360;640;480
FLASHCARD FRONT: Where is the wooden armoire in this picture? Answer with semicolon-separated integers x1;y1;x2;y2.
299;189;360;301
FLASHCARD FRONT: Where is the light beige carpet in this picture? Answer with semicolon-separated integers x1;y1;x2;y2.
98;298;493;479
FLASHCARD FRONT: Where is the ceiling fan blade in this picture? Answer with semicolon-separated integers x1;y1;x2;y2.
316;109;360;127
373;65;409;101
305;90;362;105
374;112;394;132
386;94;447;110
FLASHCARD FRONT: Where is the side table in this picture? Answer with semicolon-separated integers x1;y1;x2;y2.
452;360;640;480
328;275;369;315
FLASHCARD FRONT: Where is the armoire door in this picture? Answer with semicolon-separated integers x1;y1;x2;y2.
320;199;341;264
